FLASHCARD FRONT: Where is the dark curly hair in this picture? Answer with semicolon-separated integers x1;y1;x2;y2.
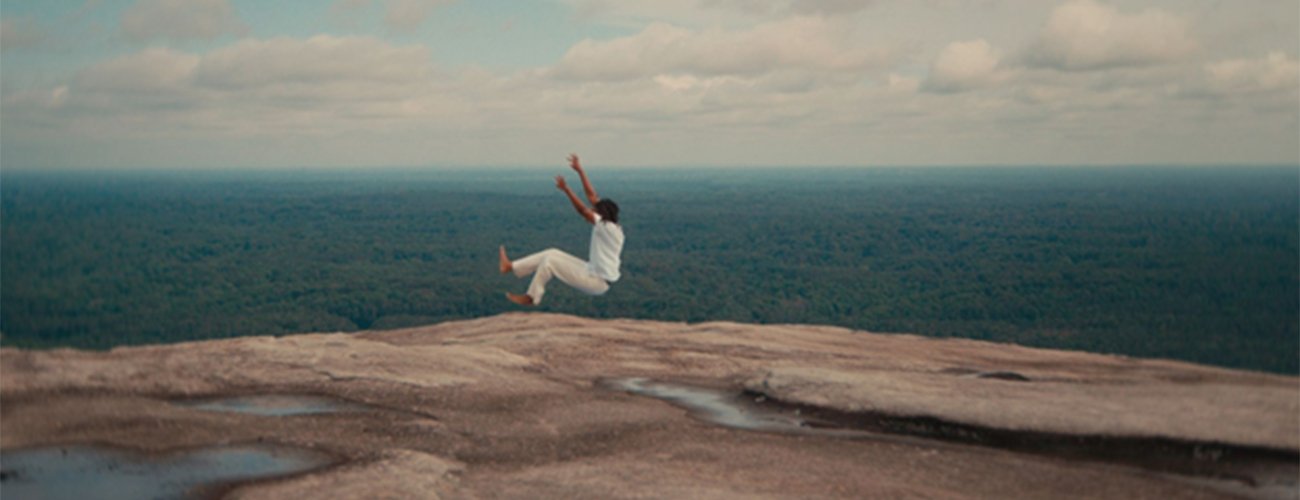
594;198;619;224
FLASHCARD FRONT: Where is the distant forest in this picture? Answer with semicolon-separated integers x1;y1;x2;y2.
2;166;1296;374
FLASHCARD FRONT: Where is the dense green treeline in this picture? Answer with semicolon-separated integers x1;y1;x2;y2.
1;166;1296;373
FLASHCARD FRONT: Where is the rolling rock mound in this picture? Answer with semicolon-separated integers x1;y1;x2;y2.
2;313;1297;499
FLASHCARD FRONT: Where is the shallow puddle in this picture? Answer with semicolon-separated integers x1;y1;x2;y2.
176;395;368;417
604;377;910;440
0;444;331;500
602;377;824;434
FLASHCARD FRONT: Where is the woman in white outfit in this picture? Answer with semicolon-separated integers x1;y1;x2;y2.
499;154;624;306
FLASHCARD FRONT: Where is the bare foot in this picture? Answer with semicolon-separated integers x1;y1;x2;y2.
499;246;512;274
505;293;534;306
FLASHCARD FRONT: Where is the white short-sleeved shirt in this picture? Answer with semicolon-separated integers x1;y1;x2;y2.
587;214;624;282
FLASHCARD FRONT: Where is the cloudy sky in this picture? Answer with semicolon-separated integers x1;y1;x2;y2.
1;0;1296;169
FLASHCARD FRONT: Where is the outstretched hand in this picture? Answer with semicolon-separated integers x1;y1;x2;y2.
556;171;595;223
568;154;582;172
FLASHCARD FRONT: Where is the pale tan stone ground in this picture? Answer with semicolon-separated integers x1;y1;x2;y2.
3;313;1296;499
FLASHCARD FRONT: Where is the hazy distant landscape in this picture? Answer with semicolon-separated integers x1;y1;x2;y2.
2;166;1296;374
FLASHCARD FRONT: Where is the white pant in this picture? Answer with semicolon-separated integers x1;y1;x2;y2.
513;248;610;305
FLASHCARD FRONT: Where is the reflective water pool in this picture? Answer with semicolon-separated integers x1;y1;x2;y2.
603;377;815;433
176;395;369;417
0;444;332;500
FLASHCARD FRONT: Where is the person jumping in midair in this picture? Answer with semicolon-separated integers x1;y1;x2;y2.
499;154;624;306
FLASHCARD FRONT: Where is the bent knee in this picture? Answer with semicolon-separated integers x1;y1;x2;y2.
537;248;560;261
536;248;564;265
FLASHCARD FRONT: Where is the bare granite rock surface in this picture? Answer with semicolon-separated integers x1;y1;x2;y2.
2;312;1296;499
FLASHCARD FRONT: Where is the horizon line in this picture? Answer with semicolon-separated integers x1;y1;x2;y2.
3;162;1298;174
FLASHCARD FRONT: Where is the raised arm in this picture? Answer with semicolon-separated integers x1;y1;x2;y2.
569;154;600;206
556;175;596;224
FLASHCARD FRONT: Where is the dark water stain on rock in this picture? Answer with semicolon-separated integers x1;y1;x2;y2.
604;377;1300;500
972;371;1031;381
599;377;912;442
601;377;811;433
0;444;332;500
938;367;1032;381
175;395;371;417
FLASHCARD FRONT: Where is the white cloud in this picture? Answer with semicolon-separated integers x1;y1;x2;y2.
384;0;454;32
653;74;703;91
76;47;200;94
886;73;919;94
924;39;1004;93
786;0;875;16
24;36;449;139
1203;51;1299;95
699;0;876;16
193;36;434;90
4;1;1297;169
1026;0;1194;71
330;0;454;33
553;17;889;81
4;86;69;110
1;17;44;51
120;0;247;42
562;0;877;28
566;0;757;27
